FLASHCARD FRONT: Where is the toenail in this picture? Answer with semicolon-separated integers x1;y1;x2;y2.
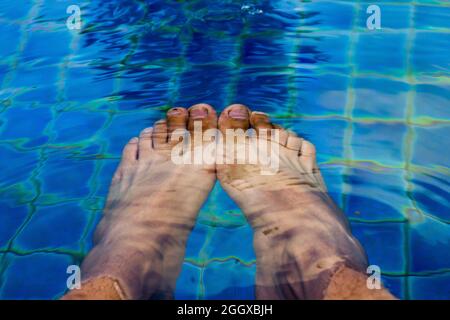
168;108;183;115
229;107;249;120
142;127;153;133
129;137;139;143
190;107;208;119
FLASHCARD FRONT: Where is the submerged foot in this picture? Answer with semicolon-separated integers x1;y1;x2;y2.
217;104;382;299
70;104;217;299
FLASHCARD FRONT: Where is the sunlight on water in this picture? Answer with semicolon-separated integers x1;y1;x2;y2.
0;0;449;299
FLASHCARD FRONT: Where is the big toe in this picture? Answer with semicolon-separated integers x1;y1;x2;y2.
218;104;251;133
187;103;217;133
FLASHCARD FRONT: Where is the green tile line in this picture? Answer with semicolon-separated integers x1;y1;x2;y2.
0;0;47;289
0;23;86;279
0;0;448;299
164;3;192;109
223;14;249;107
341;0;360;212
0;0;44;113
285;10;306;116
401;3;418;300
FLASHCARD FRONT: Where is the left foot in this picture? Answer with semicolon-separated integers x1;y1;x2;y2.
75;104;217;299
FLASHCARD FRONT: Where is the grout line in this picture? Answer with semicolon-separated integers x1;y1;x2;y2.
0;0;45;291
401;3;419;300
341;0;361;212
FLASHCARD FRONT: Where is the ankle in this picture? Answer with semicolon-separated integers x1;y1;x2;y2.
324;266;396;300
61;277;125;300
80;242;163;299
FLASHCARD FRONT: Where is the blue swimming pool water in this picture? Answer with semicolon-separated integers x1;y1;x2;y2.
0;0;449;300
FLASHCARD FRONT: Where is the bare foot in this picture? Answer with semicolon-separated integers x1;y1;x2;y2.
71;104;217;299
216;104;384;299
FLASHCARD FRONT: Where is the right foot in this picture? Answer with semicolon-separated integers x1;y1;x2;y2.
217;104;369;299
76;104;217;299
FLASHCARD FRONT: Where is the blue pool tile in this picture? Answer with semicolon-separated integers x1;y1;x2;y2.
351;122;407;166
412;32;450;74
206;182;242;216
117;67;173;110
411;172;450;221
202;225;255;262
185;223;211;261
177;65;233;108
299;34;351;74
186;32;237;64
133;32;184;62
0;23;20;59
300;1;355;30
242;35;295;66
409;273;450;300
74;37;127;70
355;33;407;75
0;104;52;142
189;2;244;35
289;119;347;162
89;1;145;30
53;109;107;143
203;259;255;299
145;0;187;29
175;263;201;299
0;201;29;250
65;67;114;102
293;73;350;116
0;145;39;188
381;275;406;300
15;86;58;104
197;183;247;230
346;168;410;221
357;4;411;30
409;216;450;273
353;77;409;119
39;149;94;199
0;179;37;205
37;0;81;25
235;67;289;114
14;202;88;251
412;125;450;169
414;5;450;30
0;1;32;20
414;84;450;120
0;253;73;299
22;31;71;67
359;0;412;2
0;64;8;83
0;0;447;301
247;3;299;33
11;66;59;103
351;222;406;274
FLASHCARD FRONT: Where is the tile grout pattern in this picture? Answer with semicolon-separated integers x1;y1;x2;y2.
0;0;449;299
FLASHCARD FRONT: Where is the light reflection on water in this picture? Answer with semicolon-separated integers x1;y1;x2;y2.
0;0;448;299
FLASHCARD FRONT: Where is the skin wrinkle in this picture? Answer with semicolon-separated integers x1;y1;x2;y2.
62;105;218;300
63;104;395;300
216;105;393;300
